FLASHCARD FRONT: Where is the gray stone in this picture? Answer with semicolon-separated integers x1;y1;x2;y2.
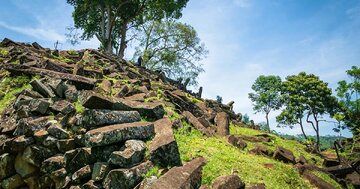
148;157;206;189
41;155;65;174
109;140;146;167
30;79;55;98
84;122;155;147
72;165;92;183
0;153;16;180
103;161;153;189
1;174;25;189
81;109;141;128
13;116;51;136
14;152;38;178
50;100;75;115
29;99;50;114
64;148;93;173
149;118;181;167
47;123;70;139
92;162;109;181
212;174;245;189
215;112;229;136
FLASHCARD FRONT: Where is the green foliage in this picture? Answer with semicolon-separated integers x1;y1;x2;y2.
216;95;223;104
175;123;317;188
0;75;31;113
144;166;162;178
133;19;207;86
74;100;85;114
242;114;250;124
0;48;9;56
336;66;360;136
249;75;282;131
67;0;189;56
277;72;337;150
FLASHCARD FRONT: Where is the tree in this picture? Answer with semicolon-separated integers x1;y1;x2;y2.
216;95;223;104
278;72;337;151
248;75;282;132
336;66;360;136
67;0;189;57
133;19;207;86
242;114;250;124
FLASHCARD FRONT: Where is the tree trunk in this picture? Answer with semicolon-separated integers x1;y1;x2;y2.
118;22;128;59
314;114;320;152
299;119;308;140
265;112;270;132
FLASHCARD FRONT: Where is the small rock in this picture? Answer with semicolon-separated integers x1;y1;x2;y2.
64;148;93;173
0;153;16;180
72;165;92;183
109;140;146;167
92;162;109;181
47;123;70;139
30;79;55;98
227;135;247;150
1;174;25;189
56;139;76;153
29;99;50;115
50;100;75;115
41;155;65;174
273;147;296;164
50;168;71;189
103;161;153;189
14;152;38;178
148;157;206;189
212;174;245;189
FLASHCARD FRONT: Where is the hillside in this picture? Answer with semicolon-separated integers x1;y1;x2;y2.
0;39;358;189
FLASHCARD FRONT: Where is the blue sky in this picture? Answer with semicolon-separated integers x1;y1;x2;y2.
1;0;359;137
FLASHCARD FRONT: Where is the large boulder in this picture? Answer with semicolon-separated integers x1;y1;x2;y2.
81;109;141;128
249;145;273;157
13;116;51;136
149;118;182;167
273;147;296;164
211;174;245;189
41;155;65;174
84;122;155;147
103;161;153;189
109;140;146;167
92;162;109;182
215;112;229;136
148;157;206;189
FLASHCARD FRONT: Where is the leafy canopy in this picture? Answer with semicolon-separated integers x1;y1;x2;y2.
133;19;207;86
248;75;282;114
336;66;360;136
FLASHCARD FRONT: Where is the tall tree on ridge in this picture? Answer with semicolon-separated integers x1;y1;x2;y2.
249;75;282;132
67;0;189;58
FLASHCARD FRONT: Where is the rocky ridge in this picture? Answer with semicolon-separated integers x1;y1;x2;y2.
0;39;358;189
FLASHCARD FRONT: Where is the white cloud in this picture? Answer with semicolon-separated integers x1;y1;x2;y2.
0;21;65;42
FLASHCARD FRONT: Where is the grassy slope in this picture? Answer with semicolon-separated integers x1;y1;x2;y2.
174;122;342;188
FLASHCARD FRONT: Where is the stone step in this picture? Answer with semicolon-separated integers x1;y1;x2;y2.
84;122;155;147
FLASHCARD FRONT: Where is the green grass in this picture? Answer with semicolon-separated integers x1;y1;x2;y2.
230;125;323;165
0;76;31;113
144;166;162;178
174;123;314;188
74;100;85;114
0;48;9;56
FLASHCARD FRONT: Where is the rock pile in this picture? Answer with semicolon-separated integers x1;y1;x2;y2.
0;39;210;189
